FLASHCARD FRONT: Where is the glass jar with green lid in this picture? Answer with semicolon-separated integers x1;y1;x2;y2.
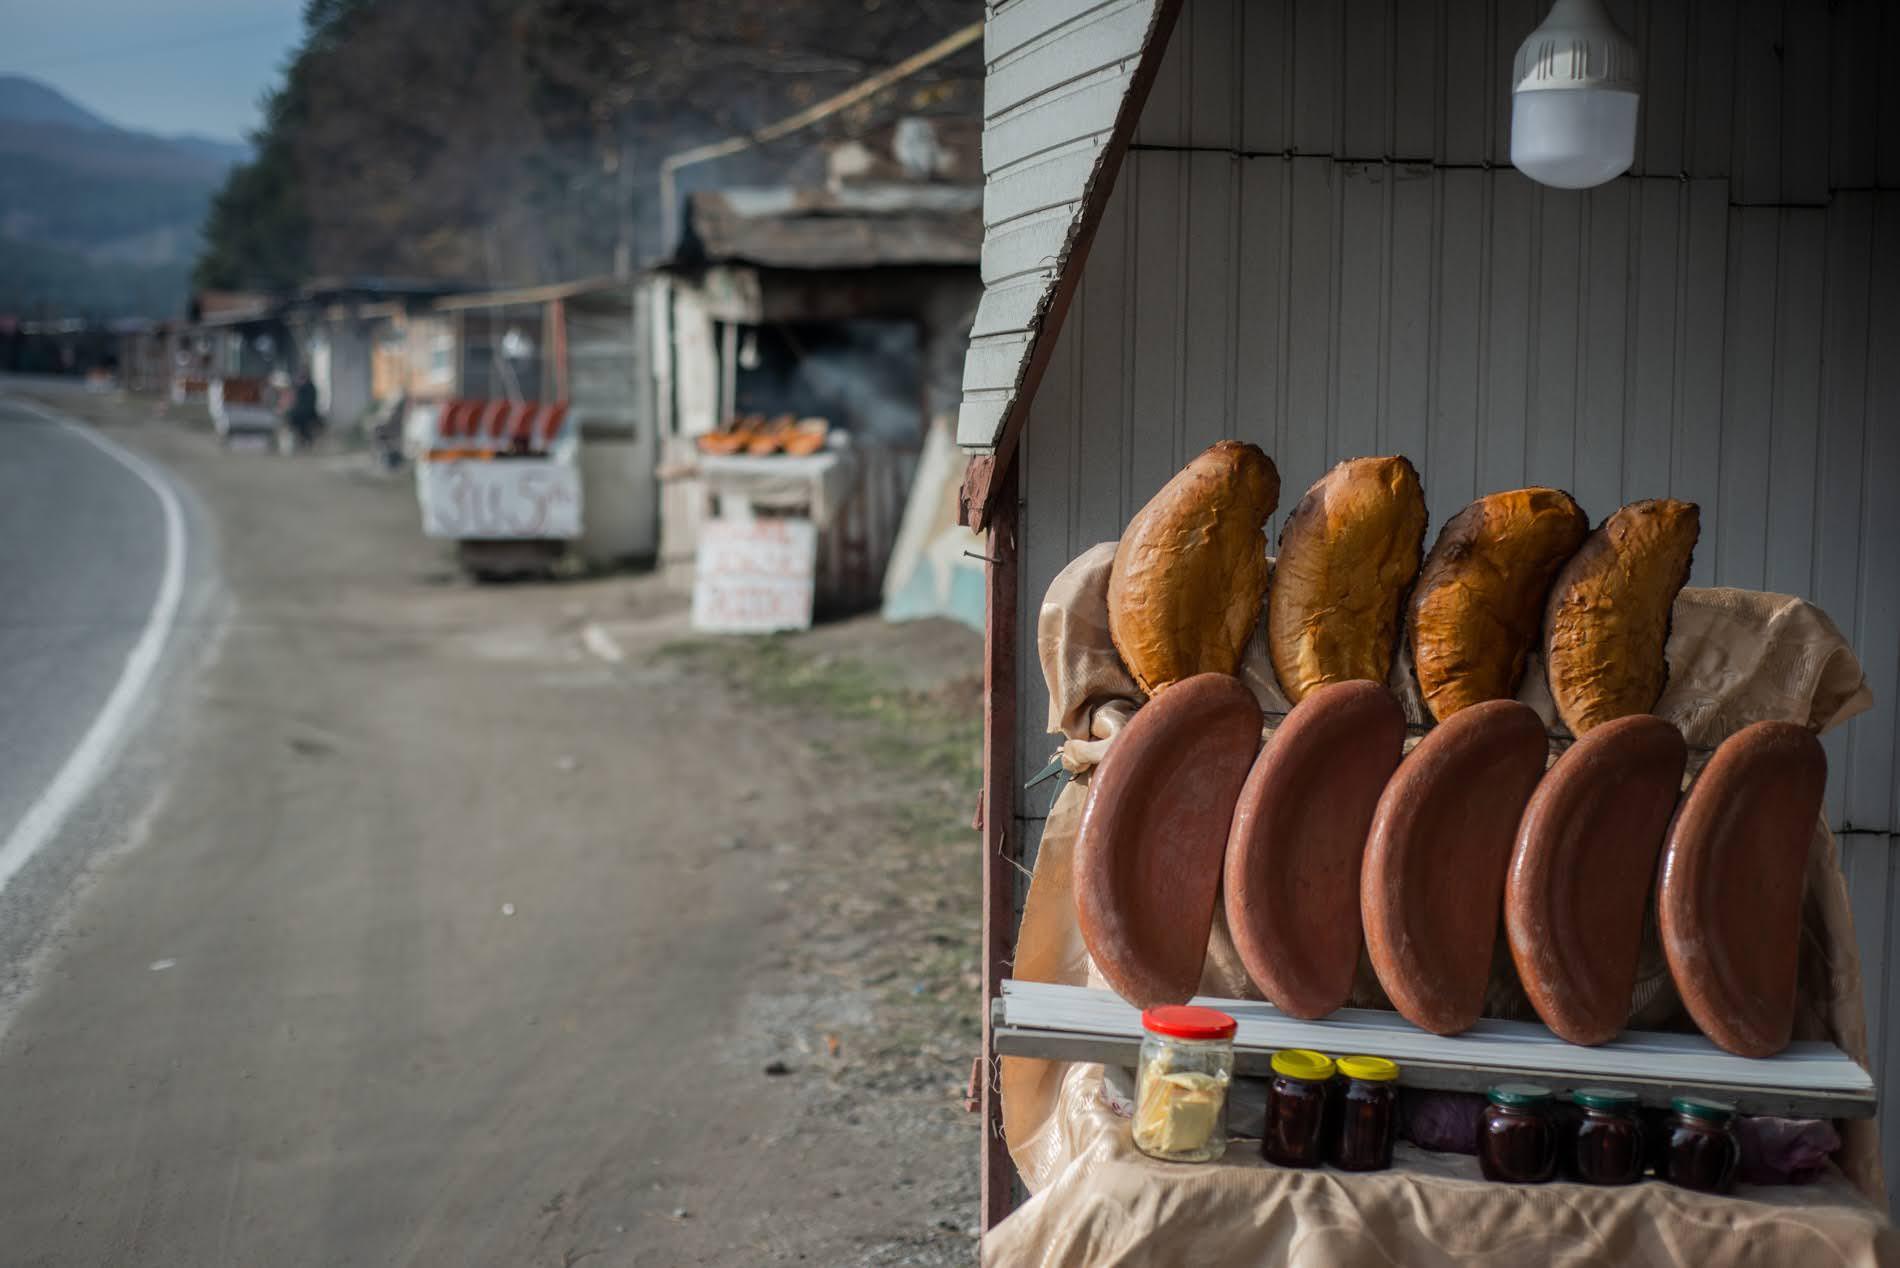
1661;1096;1740;1194
1568;1087;1645;1185
1328;1055;1401;1172
1262;1049;1335;1168
1479;1083;1557;1183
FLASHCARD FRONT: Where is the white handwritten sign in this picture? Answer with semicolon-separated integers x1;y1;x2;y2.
416;459;582;539
692;517;818;634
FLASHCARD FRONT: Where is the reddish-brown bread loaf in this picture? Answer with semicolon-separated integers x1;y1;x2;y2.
1507;714;1688;1046
1543;499;1700;736
1224;680;1406;1019
1658;720;1826;1058
1267;457;1427;703
1410;488;1589;723
1074;674;1263;1008
1108;441;1280;697
1361;699;1550;1036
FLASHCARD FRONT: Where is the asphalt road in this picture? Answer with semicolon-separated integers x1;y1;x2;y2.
0;388;214;1013
0;396;167;844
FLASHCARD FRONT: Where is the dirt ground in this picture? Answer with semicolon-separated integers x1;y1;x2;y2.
0;390;982;1266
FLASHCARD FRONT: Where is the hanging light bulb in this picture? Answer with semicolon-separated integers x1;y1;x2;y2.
1510;0;1641;190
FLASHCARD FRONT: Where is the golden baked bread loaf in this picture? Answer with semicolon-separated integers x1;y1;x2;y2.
1543;498;1700;735
1108;441;1280;696
1409;488;1589;722
1267;456;1427;703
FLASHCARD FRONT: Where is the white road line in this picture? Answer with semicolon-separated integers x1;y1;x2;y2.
0;399;187;893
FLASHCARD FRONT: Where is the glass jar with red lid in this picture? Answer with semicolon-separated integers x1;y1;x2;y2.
1133;1005;1236;1162
1263;1049;1336;1168
1479;1083;1558;1183
1661;1096;1741;1194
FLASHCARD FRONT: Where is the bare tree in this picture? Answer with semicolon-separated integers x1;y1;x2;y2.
201;0;981;289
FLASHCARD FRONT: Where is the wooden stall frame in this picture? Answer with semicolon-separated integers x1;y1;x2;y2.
977;457;1019;1235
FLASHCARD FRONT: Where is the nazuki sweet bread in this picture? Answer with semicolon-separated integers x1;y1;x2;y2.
1224;680;1406;1019
1506;714;1688;1046
1543;499;1700;736
1410;488;1589;722
1107;440;1280;697
1360;699;1549;1036
1267;457;1427;703
1659;720;1826;1058
1074;674;1263;1008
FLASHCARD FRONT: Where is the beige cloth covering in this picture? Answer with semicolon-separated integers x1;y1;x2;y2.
990;542;1887;1264
986;1076;1899;1267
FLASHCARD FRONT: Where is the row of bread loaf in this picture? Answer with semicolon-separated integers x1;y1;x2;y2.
1107;440;1699;733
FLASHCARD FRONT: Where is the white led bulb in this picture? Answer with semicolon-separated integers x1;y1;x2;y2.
1510;0;1641;190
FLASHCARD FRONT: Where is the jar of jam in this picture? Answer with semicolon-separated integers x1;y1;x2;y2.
1568;1087;1645;1185
1327;1055;1400;1171
1262;1049;1335;1168
1133;1006;1236;1162
1479;1084;1557;1183
1661;1096;1741;1194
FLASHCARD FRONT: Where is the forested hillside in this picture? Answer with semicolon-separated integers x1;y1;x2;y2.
196;0;981;293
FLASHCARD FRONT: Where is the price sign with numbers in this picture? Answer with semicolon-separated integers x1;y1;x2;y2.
417;459;582;540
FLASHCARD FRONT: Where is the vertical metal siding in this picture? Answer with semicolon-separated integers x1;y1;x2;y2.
966;0;1889;451
1006;0;1900;1199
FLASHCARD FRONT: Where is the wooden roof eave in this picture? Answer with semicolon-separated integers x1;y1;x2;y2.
959;0;1183;532
432;275;632;312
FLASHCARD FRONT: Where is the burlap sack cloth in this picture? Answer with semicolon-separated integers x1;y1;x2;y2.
987;542;1892;1266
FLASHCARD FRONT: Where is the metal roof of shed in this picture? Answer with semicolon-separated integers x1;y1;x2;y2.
673;184;983;271
432;276;635;311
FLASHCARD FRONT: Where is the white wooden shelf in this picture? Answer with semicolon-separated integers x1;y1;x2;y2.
993;980;1877;1119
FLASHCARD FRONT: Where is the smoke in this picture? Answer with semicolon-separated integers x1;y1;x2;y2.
734;319;920;447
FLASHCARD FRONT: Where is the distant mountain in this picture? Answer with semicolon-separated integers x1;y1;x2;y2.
0;75;250;320
0;74;113;131
168;134;251;168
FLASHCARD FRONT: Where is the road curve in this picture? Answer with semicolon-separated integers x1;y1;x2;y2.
0;397;187;891
0;397;182;870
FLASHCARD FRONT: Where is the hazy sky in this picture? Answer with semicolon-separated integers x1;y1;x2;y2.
0;0;305;141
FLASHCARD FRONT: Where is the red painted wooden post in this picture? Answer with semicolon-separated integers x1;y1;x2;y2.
549;297;569;403
979;456;1020;1238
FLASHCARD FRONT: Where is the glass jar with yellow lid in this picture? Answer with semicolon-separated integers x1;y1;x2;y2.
1328;1055;1401;1171
1262;1049;1335;1167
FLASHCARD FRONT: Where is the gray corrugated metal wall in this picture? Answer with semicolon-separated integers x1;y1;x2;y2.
1005;0;1900;1195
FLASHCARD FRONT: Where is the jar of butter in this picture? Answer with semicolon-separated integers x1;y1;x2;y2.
1133;1005;1236;1162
